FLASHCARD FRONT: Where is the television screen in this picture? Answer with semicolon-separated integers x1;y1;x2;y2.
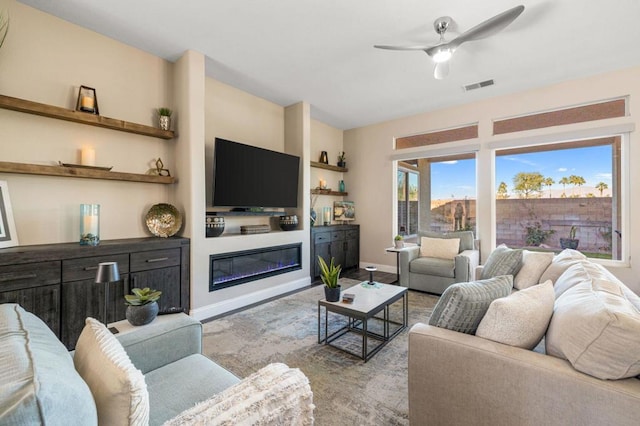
213;138;300;208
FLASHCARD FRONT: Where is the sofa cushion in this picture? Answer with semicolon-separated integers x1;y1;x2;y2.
420;236;460;260
410;256;455;278
428;275;513;334
145;353;240;425
0;304;97;425
546;266;640;380
481;244;523;279
476;280;554;349
514;250;554;290
421;230;474;252
539;248;587;284
163;363;313;426
74;318;149;425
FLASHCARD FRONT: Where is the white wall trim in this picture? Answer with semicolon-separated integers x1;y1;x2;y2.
189;277;311;321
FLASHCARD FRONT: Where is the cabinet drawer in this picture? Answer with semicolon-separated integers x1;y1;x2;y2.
346;230;359;240
314;232;331;244
331;231;345;241
63;254;129;282
0;261;61;291
130;248;181;272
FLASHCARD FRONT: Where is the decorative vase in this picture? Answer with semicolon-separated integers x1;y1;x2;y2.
324;285;341;302
126;301;159;326
339;180;345;192
159;115;171;131
279;215;298;231
310;208;317;226
206;216;225;237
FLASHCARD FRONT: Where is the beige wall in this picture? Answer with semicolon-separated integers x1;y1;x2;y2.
345;66;640;293
0;0;174;245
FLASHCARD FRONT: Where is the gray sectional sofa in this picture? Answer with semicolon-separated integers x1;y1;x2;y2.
0;304;314;425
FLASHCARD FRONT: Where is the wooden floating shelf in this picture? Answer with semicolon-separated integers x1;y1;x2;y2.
0;161;175;184
310;161;348;172
206;211;285;217
0;94;175;139
311;189;348;196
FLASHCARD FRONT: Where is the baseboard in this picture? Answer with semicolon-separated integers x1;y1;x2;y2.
190;276;311;321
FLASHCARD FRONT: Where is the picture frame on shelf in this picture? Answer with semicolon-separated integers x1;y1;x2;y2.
0;180;19;249
333;201;355;221
75;85;99;115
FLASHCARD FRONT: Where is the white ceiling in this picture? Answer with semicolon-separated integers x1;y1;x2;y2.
17;0;640;130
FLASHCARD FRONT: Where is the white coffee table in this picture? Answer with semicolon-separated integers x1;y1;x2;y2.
317;282;408;362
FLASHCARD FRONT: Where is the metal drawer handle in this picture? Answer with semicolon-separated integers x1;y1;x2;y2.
146;257;169;263
83;266;98;271
0;272;37;282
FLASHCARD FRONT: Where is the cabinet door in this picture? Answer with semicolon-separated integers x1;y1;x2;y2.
61;276;128;350
314;243;331;278
344;229;360;269
130;266;181;311
330;241;346;268
0;284;61;336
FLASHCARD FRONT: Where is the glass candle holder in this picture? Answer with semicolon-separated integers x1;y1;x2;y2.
323;206;331;226
80;204;100;246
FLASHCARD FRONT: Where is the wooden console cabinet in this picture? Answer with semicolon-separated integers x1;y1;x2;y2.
310;224;359;280
0;237;190;349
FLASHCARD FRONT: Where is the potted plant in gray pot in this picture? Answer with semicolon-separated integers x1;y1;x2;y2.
318;256;342;302
125;287;162;326
560;225;579;250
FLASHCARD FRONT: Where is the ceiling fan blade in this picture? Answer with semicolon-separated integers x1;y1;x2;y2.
434;62;449;80
374;44;432;51
447;5;525;50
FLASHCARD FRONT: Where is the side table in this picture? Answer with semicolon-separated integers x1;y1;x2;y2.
385;243;417;284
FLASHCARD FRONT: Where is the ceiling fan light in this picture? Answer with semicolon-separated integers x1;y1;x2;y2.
432;48;452;63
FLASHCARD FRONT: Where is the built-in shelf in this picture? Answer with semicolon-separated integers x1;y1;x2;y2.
310;161;348;172
310;189;348;196
0;94;175;139
0;161;175;184
206;211;286;217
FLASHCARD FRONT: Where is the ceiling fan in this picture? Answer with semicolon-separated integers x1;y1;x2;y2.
374;5;525;80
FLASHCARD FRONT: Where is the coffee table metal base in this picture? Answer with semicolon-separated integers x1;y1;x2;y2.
317;284;408;362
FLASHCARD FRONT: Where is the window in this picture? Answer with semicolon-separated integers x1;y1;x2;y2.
396;154;476;238
495;136;621;260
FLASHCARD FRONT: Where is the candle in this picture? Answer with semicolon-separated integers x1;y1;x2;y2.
81;147;96;166
319;179;326;189
80;204;100;246
83;215;98;234
323;207;331;225
81;96;94;110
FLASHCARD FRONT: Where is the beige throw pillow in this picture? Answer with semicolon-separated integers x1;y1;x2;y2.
420;236;460;260
538;248;587;284
546;270;640;380
514;250;554;290
476;280;554;349
74;318;149;425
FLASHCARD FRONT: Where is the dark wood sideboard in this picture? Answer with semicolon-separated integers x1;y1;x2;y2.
310;224;359;281
0;237;190;350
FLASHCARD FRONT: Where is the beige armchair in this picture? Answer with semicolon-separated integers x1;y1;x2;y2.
398;231;479;295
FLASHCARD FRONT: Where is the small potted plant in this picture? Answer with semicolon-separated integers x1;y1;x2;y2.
337;151;346;168
124;287;162;326
394;234;404;249
560;225;579;250
157;107;172;131
318;256;342;302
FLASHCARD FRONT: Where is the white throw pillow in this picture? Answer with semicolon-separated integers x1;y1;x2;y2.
514;250;554;290
538;248;587;284
420;236;460;260
546;271;640;380
476;280;554;349
74;318;149;425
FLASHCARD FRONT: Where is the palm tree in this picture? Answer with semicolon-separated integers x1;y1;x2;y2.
559;176;570;198
596;182;608;197
497;181;509;199
569;175;586;197
543;177;555;198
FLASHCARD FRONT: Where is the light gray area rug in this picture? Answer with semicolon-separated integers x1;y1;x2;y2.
202;279;439;425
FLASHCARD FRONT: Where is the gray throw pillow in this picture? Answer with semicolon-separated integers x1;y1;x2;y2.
428;275;513;334
481;244;523;279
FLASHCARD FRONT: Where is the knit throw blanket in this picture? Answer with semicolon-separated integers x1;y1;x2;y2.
163;363;315;425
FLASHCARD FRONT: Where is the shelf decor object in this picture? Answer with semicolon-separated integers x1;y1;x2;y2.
157;108;172;131
0;180;19;249
75;85;99;115
319;151;328;164
145;203;182;238
334;201;355;222
80;204;100;246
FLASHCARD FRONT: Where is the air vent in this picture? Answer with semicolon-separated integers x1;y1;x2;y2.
463;79;494;91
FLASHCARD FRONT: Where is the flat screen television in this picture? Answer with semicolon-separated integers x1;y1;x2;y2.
213;138;300;209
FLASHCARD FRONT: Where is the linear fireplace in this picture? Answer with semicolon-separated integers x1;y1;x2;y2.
209;243;302;291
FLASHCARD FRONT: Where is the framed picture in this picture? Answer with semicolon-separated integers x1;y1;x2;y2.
333;201;355;221
0;180;19;249
75;85;99;115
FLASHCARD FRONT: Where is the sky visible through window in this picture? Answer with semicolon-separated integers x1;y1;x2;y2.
429;145;612;200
